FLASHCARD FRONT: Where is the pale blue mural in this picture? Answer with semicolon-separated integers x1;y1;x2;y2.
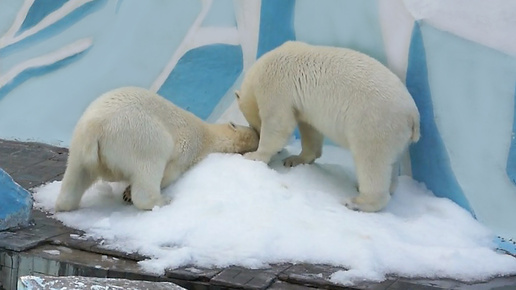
294;0;386;64
0;0;201;143
158;44;243;119
414;21;516;241
407;22;474;216
0;0;515;254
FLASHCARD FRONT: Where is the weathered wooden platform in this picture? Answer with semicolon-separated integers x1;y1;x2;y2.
1;139;515;290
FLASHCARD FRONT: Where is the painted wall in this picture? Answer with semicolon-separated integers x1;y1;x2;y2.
1;0;515;252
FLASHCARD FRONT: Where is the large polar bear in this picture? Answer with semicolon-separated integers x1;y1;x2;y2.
236;41;420;212
55;87;259;211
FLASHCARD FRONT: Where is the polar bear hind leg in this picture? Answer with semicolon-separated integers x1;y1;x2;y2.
283;121;324;167
55;126;100;212
129;162;170;210
122;161;182;204
345;148;394;212
55;159;97;211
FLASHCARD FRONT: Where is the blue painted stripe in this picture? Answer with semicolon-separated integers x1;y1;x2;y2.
407;21;475;215
256;0;295;58
17;0;69;35
506;82;516;186
0;0;106;56
158;44;243;120
0;48;91;102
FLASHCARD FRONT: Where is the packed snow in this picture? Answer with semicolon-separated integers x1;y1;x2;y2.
33;142;516;285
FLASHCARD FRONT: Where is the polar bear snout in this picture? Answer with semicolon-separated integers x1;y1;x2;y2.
234;125;259;154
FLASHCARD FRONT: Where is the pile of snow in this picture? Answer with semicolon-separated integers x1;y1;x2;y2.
33;142;516;285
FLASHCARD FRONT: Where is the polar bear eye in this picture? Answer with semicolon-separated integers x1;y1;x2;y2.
229;122;237;130
234;91;240;99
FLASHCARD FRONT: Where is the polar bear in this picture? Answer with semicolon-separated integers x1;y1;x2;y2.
235;41;420;212
55;87;259;211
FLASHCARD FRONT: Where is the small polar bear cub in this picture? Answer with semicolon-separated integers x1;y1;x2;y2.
236;41;420;212
55;87;259;211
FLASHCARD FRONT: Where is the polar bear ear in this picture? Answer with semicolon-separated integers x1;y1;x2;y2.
234;90;241;99
229;122;237;131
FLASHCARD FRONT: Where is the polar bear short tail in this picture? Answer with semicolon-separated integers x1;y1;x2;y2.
55;122;102;212
73;123;102;169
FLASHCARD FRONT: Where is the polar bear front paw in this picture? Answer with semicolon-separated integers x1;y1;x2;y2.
343;200;361;212
244;151;271;163
344;194;390;213
283;155;313;167
55;194;80;212
55;200;79;212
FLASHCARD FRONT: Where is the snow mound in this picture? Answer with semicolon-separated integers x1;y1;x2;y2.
33;142;516;285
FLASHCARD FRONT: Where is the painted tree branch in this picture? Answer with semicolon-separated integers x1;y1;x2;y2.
0;38;92;88
0;0;95;49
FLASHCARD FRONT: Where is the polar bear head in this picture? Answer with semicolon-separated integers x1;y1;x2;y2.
209;121;259;154
235;90;261;135
227;121;259;154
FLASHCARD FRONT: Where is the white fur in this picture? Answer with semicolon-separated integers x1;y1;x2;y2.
236;41;420;212
56;87;258;211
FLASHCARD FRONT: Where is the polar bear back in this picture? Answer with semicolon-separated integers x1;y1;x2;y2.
71;87;205;178
241;41;418;147
81;86;201;132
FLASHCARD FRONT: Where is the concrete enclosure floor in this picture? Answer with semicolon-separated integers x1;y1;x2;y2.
0;139;515;290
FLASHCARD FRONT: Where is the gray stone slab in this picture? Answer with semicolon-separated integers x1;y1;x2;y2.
390;276;516;290
30;209;63;228
0;223;72;251
39;211;145;262
90;243;149;261
278;264;346;289
269;280;318;289
0;139;24;154
49;232;148;261
166;265;223;281
0;140;67;189
211;264;291;290
14;159;66;189
50;232;99;250
18;274;185;290
25;244;156;279
278;264;395;290
386;280;447;290
5;147;56;172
